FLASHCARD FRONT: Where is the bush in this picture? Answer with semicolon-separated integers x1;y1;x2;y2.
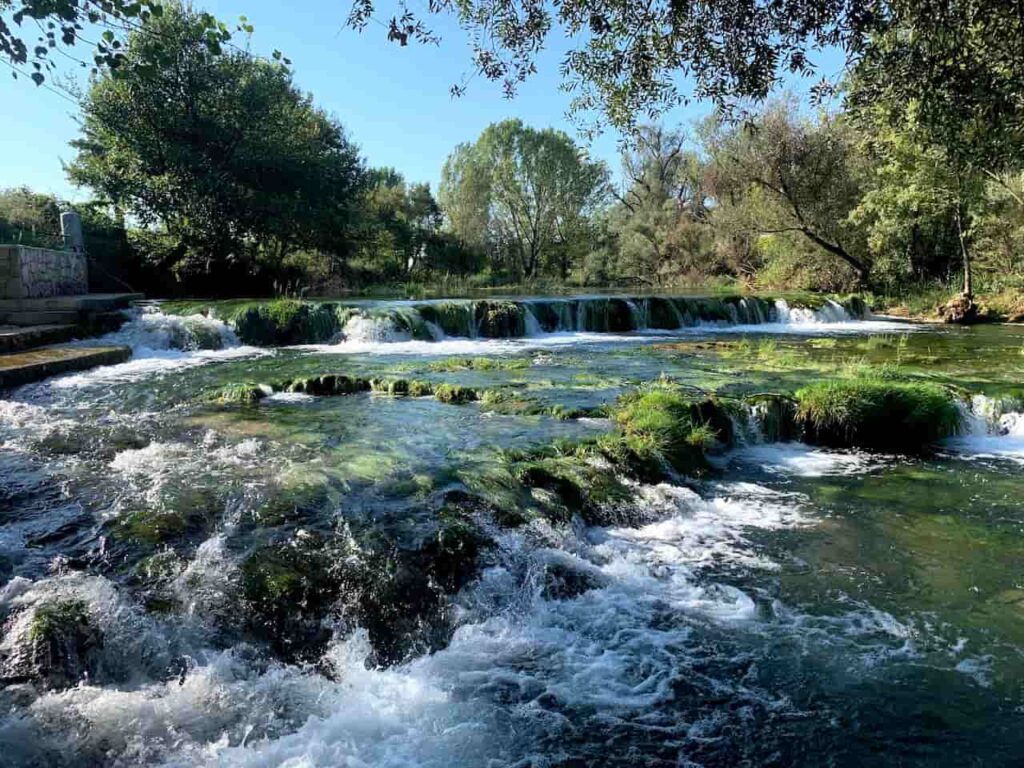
795;379;962;452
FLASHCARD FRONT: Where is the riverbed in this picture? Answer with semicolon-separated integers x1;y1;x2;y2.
0;295;1021;767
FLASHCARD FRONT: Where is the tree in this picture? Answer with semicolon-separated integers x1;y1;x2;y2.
355;168;445;280
438;119;609;280
848;0;1024;302
67;3;365;290
604;126;713;285
350;0;878;133
704;100;872;283
1;0;237;86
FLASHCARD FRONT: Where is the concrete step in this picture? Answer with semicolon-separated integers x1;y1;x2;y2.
0;345;132;389
0;293;144;314
0;324;79;354
0;310;82;326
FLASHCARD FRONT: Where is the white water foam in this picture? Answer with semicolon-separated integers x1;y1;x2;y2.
50;308;269;387
723;442;889;477
943;395;1024;463
0;477;918;768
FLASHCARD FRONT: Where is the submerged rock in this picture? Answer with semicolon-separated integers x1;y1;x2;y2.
0;598;102;690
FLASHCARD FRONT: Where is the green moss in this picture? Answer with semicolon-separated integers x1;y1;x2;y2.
613;387;731;475
285;374;370;396
28;599;92;643
426;356;531;372
433;383;479;404
475;301;526;337
239;533;350;659
213;382;270;405
407;379;434;397
228;299;344;346
795;379;963;452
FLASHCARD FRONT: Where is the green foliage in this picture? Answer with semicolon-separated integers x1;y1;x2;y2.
604;126;715;286
613;386;730;475
795;379;963;453
433;383;479;404
68;4;365;295
705;99;871;284
439;119;609;281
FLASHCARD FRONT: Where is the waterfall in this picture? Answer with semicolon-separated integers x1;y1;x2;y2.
97;307;239;354
341;313;414;343
523;306;544;336
165;294;873;348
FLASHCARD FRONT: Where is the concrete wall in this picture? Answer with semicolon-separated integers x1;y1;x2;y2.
0;245;89;299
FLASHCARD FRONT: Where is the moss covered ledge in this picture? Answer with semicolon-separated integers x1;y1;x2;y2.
794;378;963;452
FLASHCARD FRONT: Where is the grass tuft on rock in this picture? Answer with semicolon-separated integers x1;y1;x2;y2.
612;386;732;476
795;378;963;452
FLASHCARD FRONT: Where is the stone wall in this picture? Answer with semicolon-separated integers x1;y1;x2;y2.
0;245;88;299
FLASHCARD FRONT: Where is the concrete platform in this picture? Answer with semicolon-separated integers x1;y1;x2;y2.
0;293;143;326
0;345;132;389
0;324;79;354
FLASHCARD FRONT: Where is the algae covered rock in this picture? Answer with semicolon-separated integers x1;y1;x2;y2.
795;379;962;452
433;383;479;404
0;598;102;689
214;382;271;405
286;374;370;396
239;532;350;660
230;300;344;345
612;387;732;476
475;301;526;337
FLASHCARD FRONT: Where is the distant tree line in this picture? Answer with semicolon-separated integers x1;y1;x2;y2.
3;1;1022;308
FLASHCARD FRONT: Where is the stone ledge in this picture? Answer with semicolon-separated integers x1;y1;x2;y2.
0;345;131;389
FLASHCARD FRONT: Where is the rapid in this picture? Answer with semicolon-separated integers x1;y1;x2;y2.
0;294;1022;767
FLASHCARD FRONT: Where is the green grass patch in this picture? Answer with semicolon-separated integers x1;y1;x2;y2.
795;378;963;452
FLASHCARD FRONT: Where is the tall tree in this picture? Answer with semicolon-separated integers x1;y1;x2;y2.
848;0;1024;301
705;100;872;283
438;119;608;280
68;3;365;287
606;126;712;285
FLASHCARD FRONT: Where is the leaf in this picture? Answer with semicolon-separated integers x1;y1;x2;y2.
30;72;44;86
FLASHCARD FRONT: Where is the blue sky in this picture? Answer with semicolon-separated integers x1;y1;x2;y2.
0;0;845;201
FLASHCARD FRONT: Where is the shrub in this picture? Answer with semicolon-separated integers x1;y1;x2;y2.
795;379;962;452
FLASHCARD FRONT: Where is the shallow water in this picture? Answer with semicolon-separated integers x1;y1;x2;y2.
0;299;1022;766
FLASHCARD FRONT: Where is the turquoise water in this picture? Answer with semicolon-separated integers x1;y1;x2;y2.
0;298;1021;766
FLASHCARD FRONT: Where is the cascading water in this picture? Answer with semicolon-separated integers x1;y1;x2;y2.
3;295;1020;767
98;306;240;354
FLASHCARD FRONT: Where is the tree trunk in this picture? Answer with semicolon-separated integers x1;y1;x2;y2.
954;203;973;300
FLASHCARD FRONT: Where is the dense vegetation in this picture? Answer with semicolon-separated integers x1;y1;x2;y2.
2;1;1022;318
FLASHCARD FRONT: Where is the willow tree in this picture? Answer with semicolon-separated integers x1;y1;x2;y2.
439;119;608;280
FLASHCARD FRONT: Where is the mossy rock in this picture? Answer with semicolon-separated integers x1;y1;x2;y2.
239;533;351;660
475;301;526;337
115;505;210;546
795;379;963;452
214;382;270;405
230;299;343;346
434;383;479;404
613;387;730;476
0;599;102;690
285;374;370;396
